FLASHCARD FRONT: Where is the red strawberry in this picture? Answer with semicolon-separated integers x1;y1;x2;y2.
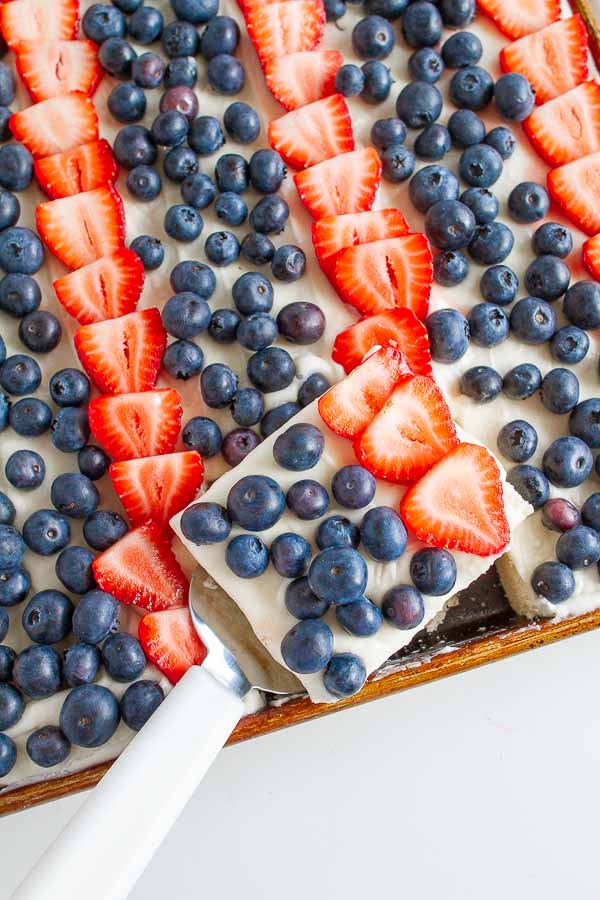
318;347;410;440
312;208;409;280
89;389;183;461
74;308;167;395
547;152;600;236
0;0;78;51
583;234;600;280
139;608;206;684
523;82;600;167
110;452;204;527
332;308;432;377
245;0;325;67
477;0;560;41
92;522;189;613
36;185;125;270
264;49;342;111
499;15;588;105
34;139;117;199
400;443;510;556
294;147;381;219
16;40;101;103
53;248;144;325
354;375;459;485
10;92;99;159
268;94;354;169
333;234;432;321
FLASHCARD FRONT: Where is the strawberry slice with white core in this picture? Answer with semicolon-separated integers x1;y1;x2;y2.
400;443;510;556
0;0;78;51
74;308;167;395
10;92;99;159
312;208;410;279
36;185;125;270
499;15;588;105
268;94;354;170
332;308;432;377
34;140;117;199
333;234;433;321
547;152;600;236
139;608;206;684
245;0;325;67
89;388;183;461
110;452;205;527
53;248;144;325
318;347;410;440
16;40;101;102
523;82;600;167
583;234;600;280
354;375;459;485
294;147;382;219
264;49;342;111
93;522;189;613
477;0;560;41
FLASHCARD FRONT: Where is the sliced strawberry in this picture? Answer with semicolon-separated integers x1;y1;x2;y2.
74;308;167;395
36;185;125;270
333;234;432;321
477;0;560;41
312;208;409;280
354;375;458;485
583;234;600;280
10;92;99;159
264;49;342;111
318;347;410;440
0;0;78;51
53;248;144;325
89;389;183;461
499;15;588;105
294;147;381;219
110;452;204;527
547;152;600;236
16;40;101;103
332;308;432;377
139;608;206;684
268;94;353;169
34;140;117;199
400;443;510;556
523;82;600;167
245;0;324;67
93;522;189;613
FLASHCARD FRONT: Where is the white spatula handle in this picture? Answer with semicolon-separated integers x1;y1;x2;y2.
13;666;244;900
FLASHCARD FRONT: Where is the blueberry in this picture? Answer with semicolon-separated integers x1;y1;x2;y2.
361;60;393;103
582;494;600;532
204;230;240;266
99;37;137;79
130;235;164;270
131;51;165;88
335;64;364;97
316;515;360;550
226;534;269;578
451;64;494;110
402;1;442;47
277;302;325;345
556;526;600;570
201;362;238;408
120;680;164;731
447;109;485;149
9;397;51;437
273;423;324;471
533;222;573;258
360;506;407;561
531;561;575;603
298;373;330;407
281;619;333;673
336;597;383;637
83;510;128;551
0;566;30;607
207;53;245;94
509;297;556;344
76;446;111;487
409;47;444;83
83;3;126;42
223;101;260;144
187;115;225;156
0;524;24;573
352;15;394;59
497;420;538;463
459;143;503;188
439;0;475;26
113;125;157;170
460;186;498;224
163;338;204;380
468;222;514;265
379;143;416;182
5;449;45;490
507;464;549;509
22;590;73;644
0;646;15;682
0;733;15;776
542;436;593;488
128;6;164;43
331;465;376;509
0;683;23;730
51;473;100;520
0;493;14;526
287;480;329;521
0;392;8;431
285;577;329;620
161;86;199;121
164;204;203;242
227;474;285;531
60;684;120;748
170;259;216;298
208;308;240;344
396;81;442;128
0;226;43;274
249;195;289;234
102;632;146;682
308;546;367;605
425;199;475;250
182;416;222;457
441;30;482;68
162;19;199;57
508;181;549;223
72;589;120;644
271;244;306;282
162;292;211;340
270;532;311;578
494;72;534;121
221;428;260;466
540;368;579;414
13;645;62;698
247;347;295;392
0;610;7;643
23;508;70;556
231;388;264;426
323;653;366;698
51;407;90;452
467;302;508;347
0;190;19;229
426;308;469;361
0;274;41;318
479;264;518;305
0;143;33;191
542;498;580;533
364;0;408;18
0;61;15;106
152;109;189;149
260;402;300;438
126;165;161;203
410;547;456;595
249;149;286;194
563;281;600;330
415;124;450;160
370;117;407;150
26;725;71;768
56;546;96;595
484;126;515;160
232;272;273;315
181;172;216;209
200;15;239;58
18;310;61;354
569;398;600;448
460;365;502;403
181;501;231;544
409;165;459;213
48;369;90;410
382;584;425;628
108;82;147;123
0;107;10;142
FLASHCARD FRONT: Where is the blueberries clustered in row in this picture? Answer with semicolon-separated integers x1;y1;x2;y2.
325;0;475;46
0;59;40;209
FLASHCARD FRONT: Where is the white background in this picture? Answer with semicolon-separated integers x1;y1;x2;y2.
1;628;599;900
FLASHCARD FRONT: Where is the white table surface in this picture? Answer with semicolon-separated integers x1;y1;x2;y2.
1;628;599;900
